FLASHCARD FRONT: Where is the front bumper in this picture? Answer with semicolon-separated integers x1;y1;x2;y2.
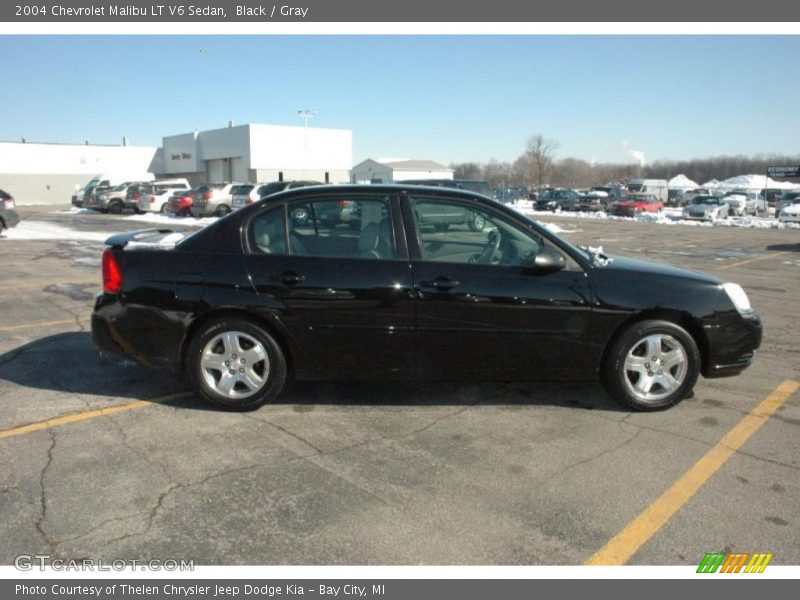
703;312;762;378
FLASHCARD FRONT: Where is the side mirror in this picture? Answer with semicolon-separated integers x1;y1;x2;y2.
523;247;567;273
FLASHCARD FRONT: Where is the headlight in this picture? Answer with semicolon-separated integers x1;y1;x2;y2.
722;282;752;313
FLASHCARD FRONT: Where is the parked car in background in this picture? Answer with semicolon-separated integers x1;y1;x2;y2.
231;180;322;211
85;181;148;213
777;197;800;223
137;179;192;213
191;182;245;217
723;190;766;216
0;188;21;235
165;189;196;217
535;188;582;211
609;194;663;217
82;184;113;212
576;190;607;212
626;179;668;204
722;191;748;217
761;188;785;208
91;184;761;412
776;192;800;215
680;188;711;206
493;186;529;204
682;195;730;221
590;186;625;203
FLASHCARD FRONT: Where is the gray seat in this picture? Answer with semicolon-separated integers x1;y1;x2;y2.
358;219;393;259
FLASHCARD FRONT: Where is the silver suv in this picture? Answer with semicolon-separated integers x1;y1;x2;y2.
191;182;244;217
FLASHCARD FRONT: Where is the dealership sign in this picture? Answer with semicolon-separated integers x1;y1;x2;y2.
767;165;800;178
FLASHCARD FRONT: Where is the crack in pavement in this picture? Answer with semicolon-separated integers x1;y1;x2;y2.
35;429;59;556
240;413;323;455
540;426;644;488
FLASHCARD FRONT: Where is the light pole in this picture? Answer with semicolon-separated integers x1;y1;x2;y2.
297;109;316;177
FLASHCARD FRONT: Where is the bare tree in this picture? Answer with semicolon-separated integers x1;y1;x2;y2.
450;162;482;180
525;134;559;187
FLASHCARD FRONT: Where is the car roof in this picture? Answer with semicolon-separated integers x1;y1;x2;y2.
259;183;496;203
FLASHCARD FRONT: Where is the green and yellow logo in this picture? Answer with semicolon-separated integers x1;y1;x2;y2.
697;552;773;573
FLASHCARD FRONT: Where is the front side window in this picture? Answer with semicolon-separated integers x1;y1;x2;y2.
286;196;396;260
410;197;543;267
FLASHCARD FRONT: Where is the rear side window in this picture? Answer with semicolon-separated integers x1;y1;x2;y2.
287;196;395;260
249;206;287;255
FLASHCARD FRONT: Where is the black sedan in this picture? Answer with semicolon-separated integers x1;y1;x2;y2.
92;185;761;412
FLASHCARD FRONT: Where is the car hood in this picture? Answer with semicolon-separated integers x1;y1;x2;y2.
599;254;722;285
685;203;720;211
781;204;800;215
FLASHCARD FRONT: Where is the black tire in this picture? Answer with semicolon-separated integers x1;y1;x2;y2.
215;204;231;217
602;319;700;411
186;318;288;411
108;200;123;215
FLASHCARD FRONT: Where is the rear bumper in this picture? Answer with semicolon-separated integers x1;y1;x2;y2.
91;293;184;371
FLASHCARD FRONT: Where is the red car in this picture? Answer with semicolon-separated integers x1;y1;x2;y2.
166;190;195;216
610;194;663;217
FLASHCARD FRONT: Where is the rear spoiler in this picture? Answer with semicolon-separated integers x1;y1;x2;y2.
104;229;178;248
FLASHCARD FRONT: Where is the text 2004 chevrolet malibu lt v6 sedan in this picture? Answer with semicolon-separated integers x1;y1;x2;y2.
91;185;761;412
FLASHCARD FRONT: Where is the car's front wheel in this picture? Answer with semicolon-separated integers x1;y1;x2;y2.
186;318;287;411
602;319;700;411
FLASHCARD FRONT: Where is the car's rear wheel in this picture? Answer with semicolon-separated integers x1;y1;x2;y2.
186;318;287;411
215;205;231;217
108;200;124;214
602;319;700;411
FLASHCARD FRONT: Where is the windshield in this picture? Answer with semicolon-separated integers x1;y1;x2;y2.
627;183;644;192
692;196;718;205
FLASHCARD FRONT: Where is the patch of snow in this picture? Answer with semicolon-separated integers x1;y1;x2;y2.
705;174;800;192
668;174;699;189
2;221;110;241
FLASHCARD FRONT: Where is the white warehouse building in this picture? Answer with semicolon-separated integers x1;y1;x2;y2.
0;141;159;205
1;122;353;205
351;158;453;184
161;123;352;186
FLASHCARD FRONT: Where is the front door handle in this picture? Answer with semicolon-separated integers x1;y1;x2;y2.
272;271;305;285
420;277;460;291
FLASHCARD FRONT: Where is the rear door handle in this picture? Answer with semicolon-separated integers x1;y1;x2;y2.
420;277;460;291
272;271;305;285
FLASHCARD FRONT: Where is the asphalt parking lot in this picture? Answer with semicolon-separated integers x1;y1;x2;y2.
1;206;798;566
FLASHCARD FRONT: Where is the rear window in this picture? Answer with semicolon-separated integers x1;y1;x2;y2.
257;183;289;197
231;184;255;195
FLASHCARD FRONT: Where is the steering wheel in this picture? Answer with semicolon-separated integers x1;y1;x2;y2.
475;229;502;264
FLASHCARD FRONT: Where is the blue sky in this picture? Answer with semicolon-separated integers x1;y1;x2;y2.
1;35;798;165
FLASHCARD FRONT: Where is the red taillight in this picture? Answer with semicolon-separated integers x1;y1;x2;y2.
149;195;155;204
133;193;140;201
338;199;348;208
3;199;13;209
246;197;254;205
203;192;212;200
102;249;123;294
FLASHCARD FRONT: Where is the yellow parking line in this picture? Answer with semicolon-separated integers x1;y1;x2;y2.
718;251;789;270
0;318;81;332
0;392;193;440
586;379;800;566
